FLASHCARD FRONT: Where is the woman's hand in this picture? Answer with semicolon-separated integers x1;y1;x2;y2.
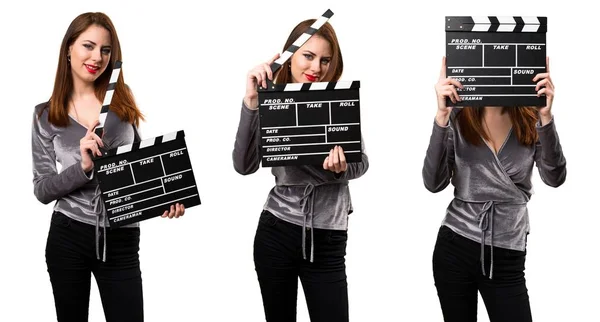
161;203;185;219
323;146;347;173
244;53;280;110
80;122;104;172
533;56;554;125
434;56;463;127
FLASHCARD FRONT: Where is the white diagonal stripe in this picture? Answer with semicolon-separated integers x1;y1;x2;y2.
334;81;353;90
139;138;155;149
309;82;328;90
292;33;312;47
162;131;178;143
497;24;515;32
98;113;107;126
116;144;133;154
522;17;540;24
103;91;114;105
522;25;540;32
472;16;490;24
284;83;303;91
311;16;329;30
497;16;515;24
472;24;491;32
275;51;293;65
109;69;121;83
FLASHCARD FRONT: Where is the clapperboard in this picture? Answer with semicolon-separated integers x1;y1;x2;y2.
445;16;547;107
93;61;201;227
258;9;362;167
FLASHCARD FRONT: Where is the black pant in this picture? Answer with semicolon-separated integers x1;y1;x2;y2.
45;211;143;322
433;225;532;322
254;210;349;322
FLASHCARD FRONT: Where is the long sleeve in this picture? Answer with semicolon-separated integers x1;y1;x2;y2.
422;119;455;193
232;102;261;175
534;117;567;187
31;110;92;204
337;139;369;181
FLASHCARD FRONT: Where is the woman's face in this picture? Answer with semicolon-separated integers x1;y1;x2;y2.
68;24;112;85
290;35;332;83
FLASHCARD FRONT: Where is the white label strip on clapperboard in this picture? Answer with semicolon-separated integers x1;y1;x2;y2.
94;60;121;138
445;16;547;107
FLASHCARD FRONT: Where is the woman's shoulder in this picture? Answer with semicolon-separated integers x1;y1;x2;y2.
34;101;49;114
33;101;51;125
32;101;55;137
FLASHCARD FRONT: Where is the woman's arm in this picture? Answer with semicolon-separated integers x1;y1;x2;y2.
31;107;93;204
534;118;567;187
232;102;261;175
422;119;455;193
532;57;566;187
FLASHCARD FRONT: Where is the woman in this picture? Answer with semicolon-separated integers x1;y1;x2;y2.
31;12;184;322
423;56;567;322
233;19;368;322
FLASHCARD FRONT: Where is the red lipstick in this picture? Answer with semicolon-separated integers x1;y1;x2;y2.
304;74;317;82
85;64;99;74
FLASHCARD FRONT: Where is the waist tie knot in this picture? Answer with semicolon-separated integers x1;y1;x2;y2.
91;184;108;262
478;201;495;279
299;183;316;263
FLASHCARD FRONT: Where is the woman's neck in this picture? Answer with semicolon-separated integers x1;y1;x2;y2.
71;74;96;101
483;106;504;117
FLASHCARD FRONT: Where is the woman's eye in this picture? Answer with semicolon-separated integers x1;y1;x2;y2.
83;44;93;49
102;48;111;55
303;54;313;60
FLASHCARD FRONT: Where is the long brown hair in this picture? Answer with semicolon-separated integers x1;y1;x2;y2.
456;107;539;146
274;20;343;84
44;12;143;127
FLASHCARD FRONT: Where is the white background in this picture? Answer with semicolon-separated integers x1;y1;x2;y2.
1;0;598;321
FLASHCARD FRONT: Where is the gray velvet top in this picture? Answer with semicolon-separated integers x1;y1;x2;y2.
422;109;566;278
233;103;369;261
31;102;138;260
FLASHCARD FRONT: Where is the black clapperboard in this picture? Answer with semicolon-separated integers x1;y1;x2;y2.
257;9;362;167
93;61;201;227
445;16;547;107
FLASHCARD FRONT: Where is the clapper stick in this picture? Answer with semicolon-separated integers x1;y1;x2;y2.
446;16;547;33
94;60;122;138
263;9;334;89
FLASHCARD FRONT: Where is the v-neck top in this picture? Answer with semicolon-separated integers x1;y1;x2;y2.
31;102;137;228
482;124;513;156
423;109;567;253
